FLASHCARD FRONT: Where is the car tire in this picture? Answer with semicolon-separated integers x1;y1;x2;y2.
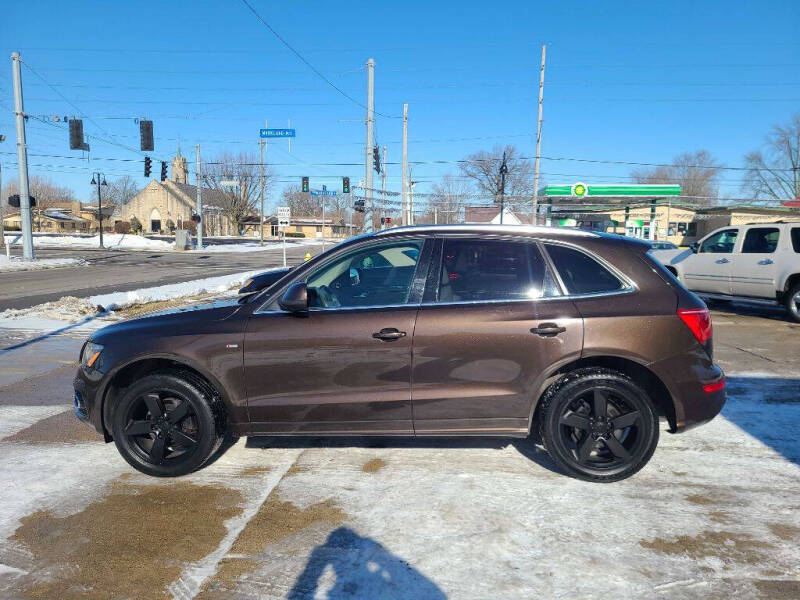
111;372;225;477
785;283;800;323
538;368;659;483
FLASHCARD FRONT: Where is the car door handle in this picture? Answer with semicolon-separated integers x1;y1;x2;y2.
530;323;566;337
715;258;730;264
758;259;774;265
372;328;407;341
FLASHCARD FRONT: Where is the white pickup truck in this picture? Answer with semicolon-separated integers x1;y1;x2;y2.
651;222;800;322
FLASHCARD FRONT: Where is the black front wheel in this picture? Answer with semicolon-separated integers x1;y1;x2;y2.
539;368;659;482
111;373;224;477
785;283;800;323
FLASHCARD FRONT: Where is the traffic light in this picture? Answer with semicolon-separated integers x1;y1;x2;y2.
301;176;309;193
139;120;154;151
342;176;350;194
144;156;152;177
373;145;381;174
160;161;168;182
69;119;89;151
354;199;365;213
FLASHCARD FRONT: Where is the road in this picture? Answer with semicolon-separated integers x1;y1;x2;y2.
0;243;323;311
0;303;797;599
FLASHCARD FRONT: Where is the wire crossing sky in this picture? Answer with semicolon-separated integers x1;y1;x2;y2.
1;0;799;207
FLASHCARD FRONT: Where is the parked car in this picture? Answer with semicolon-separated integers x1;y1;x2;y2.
651;222;800;322
74;225;725;483
238;267;293;295
647;241;678;251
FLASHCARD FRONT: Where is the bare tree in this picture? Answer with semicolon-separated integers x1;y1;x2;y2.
631;150;722;205
202;152;275;234
742;114;800;202
459;145;533;210
419;174;470;224
105;175;140;212
3;175;78;230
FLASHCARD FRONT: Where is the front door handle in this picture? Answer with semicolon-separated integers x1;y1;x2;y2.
531;323;566;337
372;328;407;341
715;258;730;264
758;258;774;265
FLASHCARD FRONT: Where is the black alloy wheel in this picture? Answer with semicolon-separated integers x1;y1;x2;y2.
112;372;224;477
539;368;659;482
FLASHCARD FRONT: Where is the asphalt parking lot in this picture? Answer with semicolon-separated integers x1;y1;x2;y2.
0;303;798;599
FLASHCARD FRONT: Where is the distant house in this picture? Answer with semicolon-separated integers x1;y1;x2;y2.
3;208;91;233
264;215;347;238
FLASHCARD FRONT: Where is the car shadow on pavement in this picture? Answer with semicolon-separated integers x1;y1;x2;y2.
723;376;800;466
287;527;447;599
245;435;562;475
0;313;102;353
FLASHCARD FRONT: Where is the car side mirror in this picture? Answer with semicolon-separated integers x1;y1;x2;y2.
690;242;699;253
278;281;308;313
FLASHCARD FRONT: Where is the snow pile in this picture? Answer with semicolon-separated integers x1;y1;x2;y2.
0;296;99;322
0;255;86;272
89;269;258;311
3;233;174;251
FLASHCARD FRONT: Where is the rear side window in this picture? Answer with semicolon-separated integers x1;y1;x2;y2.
742;228;780;253
791;228;800;253
545;244;625;295
435;239;559;303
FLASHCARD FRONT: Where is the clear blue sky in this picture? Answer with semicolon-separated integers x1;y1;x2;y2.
1;0;799;209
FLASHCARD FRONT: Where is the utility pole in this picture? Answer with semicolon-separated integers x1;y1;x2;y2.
499;150;508;225
409;176;417;226
11;52;34;260
364;58;375;233
90;172;107;248
401;103;408;226
381;145;387;228
0;160;4;252
532;43;546;226
195;144;203;248
259;137;265;245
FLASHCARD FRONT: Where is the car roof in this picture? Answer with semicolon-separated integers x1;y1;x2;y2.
372;224;599;238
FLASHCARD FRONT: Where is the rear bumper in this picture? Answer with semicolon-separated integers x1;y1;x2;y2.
649;354;726;433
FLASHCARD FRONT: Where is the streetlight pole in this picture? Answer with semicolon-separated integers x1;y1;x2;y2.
91;172;107;248
499;151;508;225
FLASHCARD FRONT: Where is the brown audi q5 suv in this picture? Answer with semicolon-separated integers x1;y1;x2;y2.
74;225;725;482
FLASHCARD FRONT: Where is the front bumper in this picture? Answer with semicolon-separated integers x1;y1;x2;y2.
73;368;107;438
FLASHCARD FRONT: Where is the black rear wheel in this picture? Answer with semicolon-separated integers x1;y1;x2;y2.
111;372;224;477
539;368;659;482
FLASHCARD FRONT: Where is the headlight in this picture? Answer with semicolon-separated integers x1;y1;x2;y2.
80;341;104;368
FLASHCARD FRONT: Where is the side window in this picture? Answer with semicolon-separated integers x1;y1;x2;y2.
699;229;738;254
306;240;423;308
435;239;559;303
790;228;800;253
545;244;625;295
741;228;780;253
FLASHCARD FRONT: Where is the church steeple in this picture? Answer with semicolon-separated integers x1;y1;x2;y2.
171;146;188;184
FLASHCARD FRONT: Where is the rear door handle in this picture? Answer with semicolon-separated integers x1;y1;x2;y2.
531;323;566;337
715;258;730;264
758;258;774;265
372;328;407;341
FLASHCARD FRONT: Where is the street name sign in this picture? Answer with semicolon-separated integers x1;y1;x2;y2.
260;128;296;138
311;190;338;197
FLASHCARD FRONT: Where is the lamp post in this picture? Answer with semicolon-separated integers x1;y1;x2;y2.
90;172;108;248
499;151;508;225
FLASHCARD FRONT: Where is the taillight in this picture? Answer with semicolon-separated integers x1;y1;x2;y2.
678;307;712;345
703;378;725;394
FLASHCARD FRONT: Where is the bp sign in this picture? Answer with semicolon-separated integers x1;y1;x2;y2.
570;182;587;198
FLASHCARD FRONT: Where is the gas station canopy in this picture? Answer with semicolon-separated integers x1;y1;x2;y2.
541;183;682;199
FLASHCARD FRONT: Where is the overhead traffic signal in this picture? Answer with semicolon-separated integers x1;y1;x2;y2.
144;156;152;177
301;176;309;193
354;198;365;213
69;119;89;151
160;161;168;182
139;120;154;151
342;176;350;194
372;146;381;174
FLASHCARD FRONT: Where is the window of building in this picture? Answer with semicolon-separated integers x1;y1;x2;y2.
435;239;559;303
742;228;780;253
545;244;625;295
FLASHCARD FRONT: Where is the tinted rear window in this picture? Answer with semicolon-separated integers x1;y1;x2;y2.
545;244;625;295
742;227;780;253
792;228;800;253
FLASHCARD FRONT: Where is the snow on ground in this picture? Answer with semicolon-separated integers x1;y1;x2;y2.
0;255;86;272
190;238;327;253
4;233;174;250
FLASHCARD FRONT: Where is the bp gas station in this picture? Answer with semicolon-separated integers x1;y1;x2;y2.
539;183;683;241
